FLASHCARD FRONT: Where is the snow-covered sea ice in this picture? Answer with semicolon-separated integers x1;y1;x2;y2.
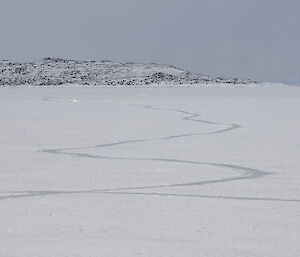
0;85;299;257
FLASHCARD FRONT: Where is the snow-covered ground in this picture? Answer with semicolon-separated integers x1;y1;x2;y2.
0;85;299;257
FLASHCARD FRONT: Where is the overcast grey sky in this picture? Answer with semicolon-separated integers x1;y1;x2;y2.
1;0;299;81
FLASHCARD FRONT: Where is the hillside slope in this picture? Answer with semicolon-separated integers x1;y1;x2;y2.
0;58;257;86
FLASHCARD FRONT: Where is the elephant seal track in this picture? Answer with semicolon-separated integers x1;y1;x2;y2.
2;102;299;203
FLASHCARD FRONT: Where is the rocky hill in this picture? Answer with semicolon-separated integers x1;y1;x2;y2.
0;58;257;86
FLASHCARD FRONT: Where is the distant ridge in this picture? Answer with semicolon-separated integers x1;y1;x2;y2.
280;77;300;86
0;58;258;86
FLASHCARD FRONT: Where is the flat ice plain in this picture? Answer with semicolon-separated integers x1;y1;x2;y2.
0;85;299;257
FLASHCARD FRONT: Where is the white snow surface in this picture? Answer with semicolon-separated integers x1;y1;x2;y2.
0;85;299;257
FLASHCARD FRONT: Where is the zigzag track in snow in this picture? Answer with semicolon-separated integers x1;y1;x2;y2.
2;102;299;203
